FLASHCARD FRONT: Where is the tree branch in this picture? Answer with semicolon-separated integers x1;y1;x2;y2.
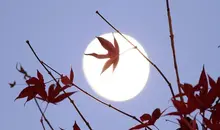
34;98;54;130
26;40;93;130
96;11;175;98
42;61;151;130
165;0;183;102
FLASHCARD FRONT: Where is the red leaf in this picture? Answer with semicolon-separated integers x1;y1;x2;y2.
165;111;181;116
70;67;74;83
54;82;62;97
35;86;47;100
112;33;119;71
140;114;151;122
73;121;80;130
130;123;148;130
37;70;44;83
53;91;76;104
84;53;109;59
197;66;208;95
151;108;161;122
15;86;35;100
211;104;220;124
178;117;195;130
172;99;188;115
85;34;120;74
97;36;115;53
113;33;119;55
208;75;216;88
131;108;163;130
203;117;220;130
26;77;39;85
48;84;55;102
61;75;72;85
101;58;115;74
217;77;220;96
60;85;71;92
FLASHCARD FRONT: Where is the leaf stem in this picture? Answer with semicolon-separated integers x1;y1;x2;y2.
165;0;183;102
96;11;175;98
26;40;93;130
34;98;54;130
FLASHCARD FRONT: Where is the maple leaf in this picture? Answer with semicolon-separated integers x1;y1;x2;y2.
15;70;47;104
37;82;77;104
85;33;120;74
73;121;80;130
193;68;218;112
61;67;74;86
210;104;220;124
130;108;165;130
203;117;220;130
177;117;198;130
171;68;219;115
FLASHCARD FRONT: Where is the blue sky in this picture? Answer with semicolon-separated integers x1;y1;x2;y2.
1;0;220;130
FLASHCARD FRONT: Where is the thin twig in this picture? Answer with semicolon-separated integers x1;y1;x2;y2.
43;61;151;130
40;118;46;130
34;98;54;130
26;40;93;130
42;62;62;76
44;78;61;84
165;0;183;102
165;119;179;125
95;11;175;98
154;125;160;130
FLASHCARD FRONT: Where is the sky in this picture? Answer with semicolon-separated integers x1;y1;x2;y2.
1;0;220;130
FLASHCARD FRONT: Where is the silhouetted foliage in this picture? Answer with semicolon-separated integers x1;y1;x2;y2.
10;1;220;130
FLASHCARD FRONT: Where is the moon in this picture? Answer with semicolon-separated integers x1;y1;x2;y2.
83;33;150;102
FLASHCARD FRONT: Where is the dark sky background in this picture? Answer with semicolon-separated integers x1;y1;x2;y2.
1;0;220;130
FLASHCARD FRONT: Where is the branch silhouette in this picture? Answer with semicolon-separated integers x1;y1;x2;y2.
25;40;93;130
165;0;183;102
95;11;175;98
34;98;54;130
42;61;151;130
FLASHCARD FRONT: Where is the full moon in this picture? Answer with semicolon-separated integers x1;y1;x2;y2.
83;33;150;101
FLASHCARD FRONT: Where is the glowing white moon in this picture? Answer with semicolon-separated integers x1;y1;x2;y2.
83;33;150;101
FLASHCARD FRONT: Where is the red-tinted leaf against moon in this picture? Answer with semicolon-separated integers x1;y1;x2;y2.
84;53;109;59
85;33;120;74
96;36;115;54
101;58;115;74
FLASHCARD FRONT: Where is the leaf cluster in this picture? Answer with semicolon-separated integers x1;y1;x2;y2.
130;67;220;130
